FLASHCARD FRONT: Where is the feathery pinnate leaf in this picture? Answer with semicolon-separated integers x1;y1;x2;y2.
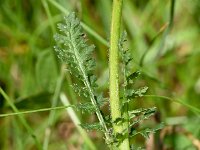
54;12;110;141
119;32;163;141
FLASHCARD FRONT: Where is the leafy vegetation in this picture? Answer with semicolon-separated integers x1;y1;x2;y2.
0;0;200;149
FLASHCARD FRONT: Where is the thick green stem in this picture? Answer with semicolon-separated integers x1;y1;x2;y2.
109;0;130;149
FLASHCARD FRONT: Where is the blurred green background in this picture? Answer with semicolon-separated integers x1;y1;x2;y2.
0;0;200;149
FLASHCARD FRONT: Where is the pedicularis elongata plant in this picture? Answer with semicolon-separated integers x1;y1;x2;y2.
54;0;163;149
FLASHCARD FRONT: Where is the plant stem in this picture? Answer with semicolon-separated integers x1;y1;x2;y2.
0;105;73;118
109;0;130;149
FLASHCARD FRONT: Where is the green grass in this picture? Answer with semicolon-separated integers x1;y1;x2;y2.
0;0;200;149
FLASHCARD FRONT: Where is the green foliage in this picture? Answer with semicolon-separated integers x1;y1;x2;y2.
1;0;200;149
128;107;157;122
54;12;110;142
119;32;163;143
130;123;164;139
54;12;102;109
54;13;163;149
